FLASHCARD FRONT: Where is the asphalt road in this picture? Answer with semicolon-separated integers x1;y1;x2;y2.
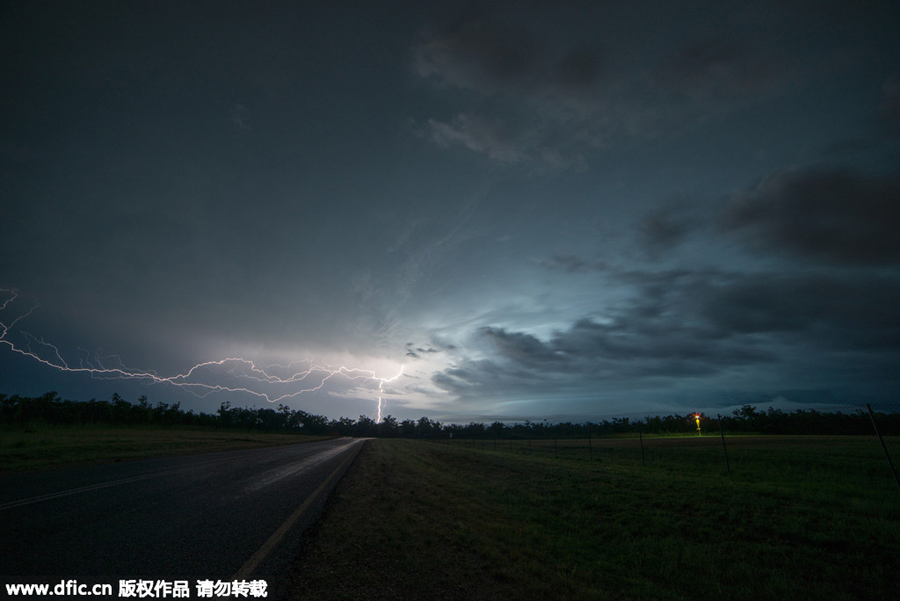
0;437;365;597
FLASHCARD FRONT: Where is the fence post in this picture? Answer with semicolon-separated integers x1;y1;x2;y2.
639;426;645;467
866;404;900;493
718;414;731;475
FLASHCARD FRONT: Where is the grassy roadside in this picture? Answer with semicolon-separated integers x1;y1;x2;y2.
0;423;330;474
289;437;900;601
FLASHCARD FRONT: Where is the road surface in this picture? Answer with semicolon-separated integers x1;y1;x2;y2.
0;437;365;597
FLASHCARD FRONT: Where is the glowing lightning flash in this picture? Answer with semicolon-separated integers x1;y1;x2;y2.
375;366;405;423
0;289;404;420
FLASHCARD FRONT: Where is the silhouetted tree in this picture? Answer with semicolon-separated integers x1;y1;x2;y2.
378;415;399;437
356;415;377;437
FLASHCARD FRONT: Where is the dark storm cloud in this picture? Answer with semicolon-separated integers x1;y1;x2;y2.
405;342;441;359
431;354;578;402
411;4;806;168
660;36;780;99
412;11;605;102
414;9;776;110
639;204;692;257
698;273;900;348
411;10;610;167
614;266;900;348
412;12;542;94
433;265;900;402
721;169;900;265
479;327;564;365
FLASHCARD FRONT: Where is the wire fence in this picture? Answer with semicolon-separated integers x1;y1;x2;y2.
427;404;900;496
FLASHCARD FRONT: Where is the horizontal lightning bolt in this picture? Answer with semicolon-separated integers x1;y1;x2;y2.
0;289;403;419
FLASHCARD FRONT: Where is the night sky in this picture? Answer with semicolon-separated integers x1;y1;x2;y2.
2;1;899;422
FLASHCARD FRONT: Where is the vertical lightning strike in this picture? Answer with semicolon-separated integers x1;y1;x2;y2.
0;289;403;419
375;365;405;423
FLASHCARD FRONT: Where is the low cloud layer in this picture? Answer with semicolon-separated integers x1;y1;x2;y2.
722;169;900;265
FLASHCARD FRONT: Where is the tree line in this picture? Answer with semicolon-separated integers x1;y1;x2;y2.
1;392;898;437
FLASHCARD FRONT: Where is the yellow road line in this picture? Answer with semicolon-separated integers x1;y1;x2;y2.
233;439;364;580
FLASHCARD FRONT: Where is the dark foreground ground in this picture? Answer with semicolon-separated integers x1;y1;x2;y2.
289;436;900;601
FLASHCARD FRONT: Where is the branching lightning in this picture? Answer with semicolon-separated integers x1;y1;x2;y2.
0;289;403;420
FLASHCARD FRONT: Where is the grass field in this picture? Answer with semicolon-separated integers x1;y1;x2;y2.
289;436;900;601
0;423;330;474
